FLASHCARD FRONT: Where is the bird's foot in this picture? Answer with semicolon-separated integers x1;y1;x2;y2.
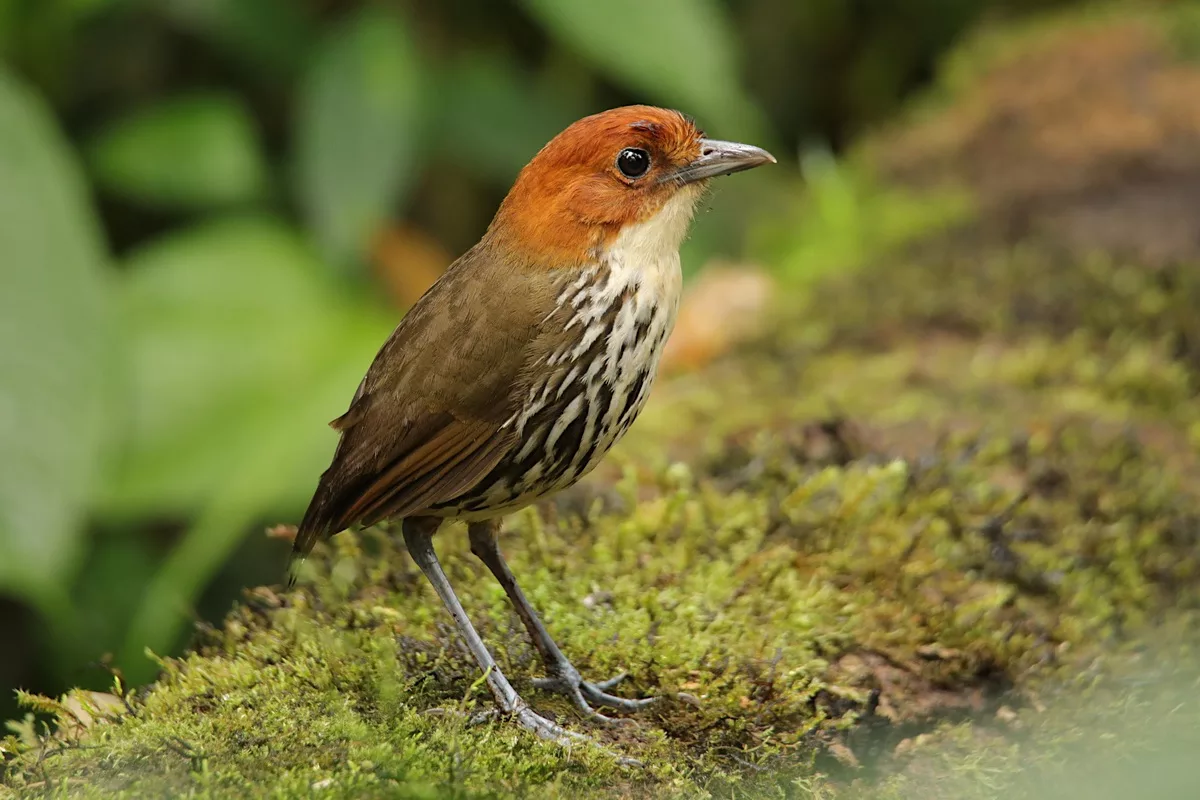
428;702;641;766
533;665;658;724
512;703;585;744
515;704;643;766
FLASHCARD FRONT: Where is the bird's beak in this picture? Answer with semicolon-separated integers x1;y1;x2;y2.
663;139;777;185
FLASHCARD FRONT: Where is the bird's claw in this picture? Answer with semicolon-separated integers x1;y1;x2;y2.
533;666;659;724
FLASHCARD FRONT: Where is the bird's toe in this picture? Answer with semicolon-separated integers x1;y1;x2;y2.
590;672;630;692
580;681;660;712
534;667;658;719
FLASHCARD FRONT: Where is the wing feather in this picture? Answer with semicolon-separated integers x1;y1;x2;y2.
287;242;563;580
351;417;511;527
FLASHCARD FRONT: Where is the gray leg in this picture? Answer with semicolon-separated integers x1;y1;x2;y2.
468;520;658;723
402;517;583;746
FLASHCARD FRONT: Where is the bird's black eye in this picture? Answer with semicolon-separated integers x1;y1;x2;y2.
616;148;651;179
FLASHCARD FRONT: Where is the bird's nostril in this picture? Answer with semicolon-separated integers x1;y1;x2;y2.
702;147;715;157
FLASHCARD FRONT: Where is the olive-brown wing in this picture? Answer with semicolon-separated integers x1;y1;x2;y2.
343;413;514;528
289;246;555;568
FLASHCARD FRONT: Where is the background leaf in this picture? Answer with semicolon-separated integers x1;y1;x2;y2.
161;0;317;77
294;7;424;274
520;0;765;138
104;217;395;520
87;93;267;210
433;53;586;183
102;217;396;675
0;67;111;612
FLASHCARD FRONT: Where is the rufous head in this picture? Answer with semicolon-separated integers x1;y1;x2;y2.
488;106;775;266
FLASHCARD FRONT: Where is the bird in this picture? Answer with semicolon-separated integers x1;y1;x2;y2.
288;105;775;748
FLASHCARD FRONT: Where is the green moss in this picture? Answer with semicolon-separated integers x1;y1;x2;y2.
8;289;1200;796
8;5;1200;797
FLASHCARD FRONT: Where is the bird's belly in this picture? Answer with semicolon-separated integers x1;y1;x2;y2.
440;372;654;522
429;261;680;521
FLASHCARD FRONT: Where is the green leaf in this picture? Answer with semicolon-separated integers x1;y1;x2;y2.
295;7;424;273
87;93;267;209
520;0;764;137
162;0;317;77
105;217;396;672
106;216;394;518
0;67;111;610
0;0;131;59
0;1;18;55
434;54;586;183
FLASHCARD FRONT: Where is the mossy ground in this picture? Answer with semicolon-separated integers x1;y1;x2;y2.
6;5;1200;797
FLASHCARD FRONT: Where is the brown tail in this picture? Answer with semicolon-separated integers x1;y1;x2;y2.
287;471;344;587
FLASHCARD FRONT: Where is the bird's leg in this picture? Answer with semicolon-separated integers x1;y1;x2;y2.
402;518;584;747
468;521;658;723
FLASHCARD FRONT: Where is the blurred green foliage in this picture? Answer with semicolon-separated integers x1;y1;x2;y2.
295;8;424;270
88;93;268;209
0;66;111;628
520;0;765;140
0;0;1078;716
758;150;974;283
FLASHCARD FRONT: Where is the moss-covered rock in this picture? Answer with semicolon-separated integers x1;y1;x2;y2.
6;4;1200;797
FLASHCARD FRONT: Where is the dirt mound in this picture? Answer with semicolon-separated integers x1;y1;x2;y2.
872;15;1200;265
